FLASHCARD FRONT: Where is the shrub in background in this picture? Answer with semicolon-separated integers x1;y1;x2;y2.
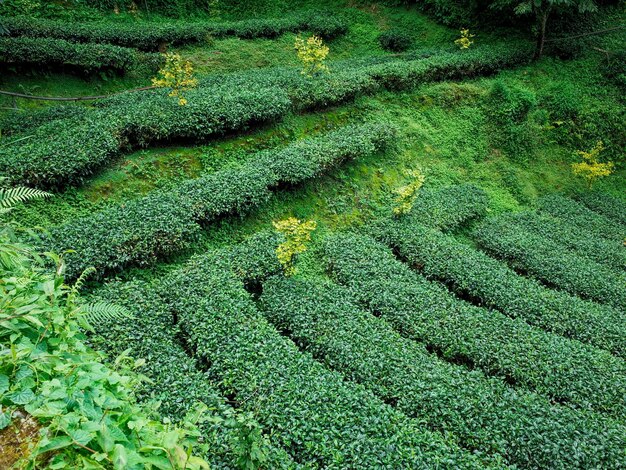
379;29;412;52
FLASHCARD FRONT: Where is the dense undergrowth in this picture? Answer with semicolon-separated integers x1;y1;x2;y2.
1;0;625;468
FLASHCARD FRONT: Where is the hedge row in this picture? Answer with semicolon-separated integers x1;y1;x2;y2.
0;106;90;138
3;12;347;51
0;36;160;73
539;194;626;242
322;233;626;420
1;85;291;188
494;211;625;272
576;192;626;227
374;219;626;358
260;276;626;469
474;215;626;310
90;280;297;469
401;183;489;231
48;123;394;278
157;251;490;469
2;43;531;188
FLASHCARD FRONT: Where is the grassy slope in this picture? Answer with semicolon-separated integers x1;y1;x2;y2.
2;2;624;267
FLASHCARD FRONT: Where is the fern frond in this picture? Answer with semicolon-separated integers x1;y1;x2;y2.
81;301;133;325
0;186;51;212
71;267;97;295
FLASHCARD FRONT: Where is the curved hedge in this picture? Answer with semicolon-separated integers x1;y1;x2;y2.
2;43;531;188
48;123;394;278
374;219;626;358
157;251;490;469
260;277;626;469
489;211;625;271
323;233;626;420
474;215;626;310
576;192;626;226
90;280;297;469
1;85;291;188
401;183;489;230
0;36;160;73
539;194;626;242
3;12;347;51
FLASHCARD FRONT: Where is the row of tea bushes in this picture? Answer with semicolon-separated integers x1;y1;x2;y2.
374;219;626;358
575;192;626;227
489;211;625;271
322;233;626;420
2;43;531;188
2;12;347;51
260;276;626;469
539;194;626;242
48;123;394;278
474;215;626;310
90;280;297;469
155;250;494;469
2;85;291;187
0;36;161;73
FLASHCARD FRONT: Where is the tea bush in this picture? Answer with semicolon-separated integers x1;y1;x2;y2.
261;276;626;469
374;219;626;357
323;232;626;420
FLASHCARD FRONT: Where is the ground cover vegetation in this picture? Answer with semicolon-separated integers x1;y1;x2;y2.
0;0;624;467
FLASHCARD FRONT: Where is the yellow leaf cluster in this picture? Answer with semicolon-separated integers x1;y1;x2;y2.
393;169;426;216
294;35;329;77
273;217;317;276
152;53;198;106
571;141;614;189
454;29;475;49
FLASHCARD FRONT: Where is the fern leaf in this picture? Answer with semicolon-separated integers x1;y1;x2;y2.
82;302;133;325
0;186;51;211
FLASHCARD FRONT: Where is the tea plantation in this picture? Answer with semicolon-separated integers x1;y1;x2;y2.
1;0;624;468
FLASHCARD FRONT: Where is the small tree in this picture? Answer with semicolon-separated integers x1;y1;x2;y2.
294;35;329;76
152;53;198;106
273;217;317;276
571;140;614;189
490;0;597;59
393;169;425;216
454;29;475;49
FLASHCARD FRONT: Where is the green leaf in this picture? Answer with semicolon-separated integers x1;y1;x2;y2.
0;374;9;394
8;388;36;405
0;411;11;430
113;444;129;470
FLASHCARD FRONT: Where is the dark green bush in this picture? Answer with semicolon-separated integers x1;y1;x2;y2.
576;191;626;227
0;36;156;73
323;232;626;420
91;280;297;469
539;194;626;242
0;85;291;187
474;214;626;310
261;276;626;469
374;218;626;357
48;123;394;278
378;29;412;52
157;249;487;468
0;105;90;137
2;43;531;189
2;12;347;51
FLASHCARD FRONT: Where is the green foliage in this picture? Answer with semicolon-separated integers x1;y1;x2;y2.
294;35;329;76
0;184;50;215
392;168;425;216
47;123;394;278
261;276;626;469
1;43;531;189
378;29;412;52
576;191;626;226
2;11;347;51
474;210;626;310
373;216;626;357
571;140;614;189
151;52;198;105
157;246;490;469
323;232;626;420
539;194;626;241
454;29;475;49
0;36;159;74
0;235;210;469
485;80;538;160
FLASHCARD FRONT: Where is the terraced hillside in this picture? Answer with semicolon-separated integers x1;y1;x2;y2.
1;0;624;468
